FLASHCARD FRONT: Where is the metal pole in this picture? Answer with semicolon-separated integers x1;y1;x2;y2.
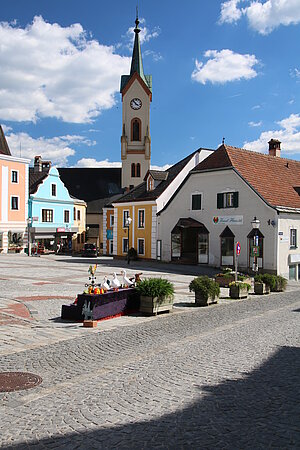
127;224;130;265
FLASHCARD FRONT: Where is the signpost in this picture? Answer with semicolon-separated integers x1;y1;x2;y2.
235;241;241;282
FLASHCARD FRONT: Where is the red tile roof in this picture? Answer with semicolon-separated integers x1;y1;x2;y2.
193;144;300;209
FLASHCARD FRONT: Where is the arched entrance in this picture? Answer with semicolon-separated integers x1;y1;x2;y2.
171;218;209;264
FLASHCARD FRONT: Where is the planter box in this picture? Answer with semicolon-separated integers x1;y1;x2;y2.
195;292;218;307
254;282;270;295
229;285;248;299
139;295;173;315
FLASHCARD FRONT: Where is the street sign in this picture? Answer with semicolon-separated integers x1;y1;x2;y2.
236;241;241;256
251;245;260;256
32;217;39;222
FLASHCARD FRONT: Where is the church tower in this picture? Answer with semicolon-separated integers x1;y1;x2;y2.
120;13;152;189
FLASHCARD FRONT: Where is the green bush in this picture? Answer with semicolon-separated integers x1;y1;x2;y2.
135;278;174;299
254;274;287;292
189;276;220;300
229;281;251;291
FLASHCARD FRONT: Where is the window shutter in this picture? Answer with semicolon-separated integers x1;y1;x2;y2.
233;192;239;208
217;193;223;209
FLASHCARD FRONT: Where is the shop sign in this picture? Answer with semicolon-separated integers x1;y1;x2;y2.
251;245;260;256
279;235;289;243
107;229;113;240
57;227;65;232
213;215;243;225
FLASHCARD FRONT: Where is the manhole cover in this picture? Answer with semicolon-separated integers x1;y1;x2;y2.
0;372;43;392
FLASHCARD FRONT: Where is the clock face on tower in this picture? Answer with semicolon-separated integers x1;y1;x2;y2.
130;98;142;110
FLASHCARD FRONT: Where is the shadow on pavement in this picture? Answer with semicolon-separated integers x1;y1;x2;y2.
3;346;299;449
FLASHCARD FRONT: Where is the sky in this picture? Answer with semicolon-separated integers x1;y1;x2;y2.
0;0;300;169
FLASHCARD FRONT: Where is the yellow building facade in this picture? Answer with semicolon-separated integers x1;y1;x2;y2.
72;199;87;252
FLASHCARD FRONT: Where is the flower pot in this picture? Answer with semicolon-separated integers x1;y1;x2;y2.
229;285;248;299
254;282;270;295
215;275;234;288
139;295;173;315
195;292;218;307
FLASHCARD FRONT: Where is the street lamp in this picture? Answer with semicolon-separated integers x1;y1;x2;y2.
251;216;260;273
125;216;132;264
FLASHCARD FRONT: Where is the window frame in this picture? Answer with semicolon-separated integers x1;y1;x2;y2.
110;214;114;227
131;117;141;142
77;209;80;221
64;210;70;223
11;170;19;184
290;228;297;249
191;192;202;211
123;210;130;228
42;209;53;223
217;191;239;209
11;196;19;210
137;238;145;255
122;237;129;254
51;183;57;197
138;209;145;229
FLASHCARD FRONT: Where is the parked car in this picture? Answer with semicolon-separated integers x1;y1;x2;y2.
82;243;98;257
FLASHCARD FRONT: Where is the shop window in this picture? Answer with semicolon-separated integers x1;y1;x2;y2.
64;210;70;223
171;233;181;258
217;192;239;209
11;170;18;183
289;265;296;280
51;184;57;196
290;229;297;249
42;209;53;222
11;196;19;210
138;238;145;255
220;226;235;266
8;231;23;248
138;209;145;228
198;233;208;264
192;193;202;210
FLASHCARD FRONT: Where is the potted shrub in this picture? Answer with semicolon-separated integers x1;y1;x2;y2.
189;276;220;307
229;281;251;299
273;275;287;292
136;278;175;315
255;274;287;292
254;275;270;295
215;269;235;287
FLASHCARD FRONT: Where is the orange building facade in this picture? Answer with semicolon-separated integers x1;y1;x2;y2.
0;154;30;253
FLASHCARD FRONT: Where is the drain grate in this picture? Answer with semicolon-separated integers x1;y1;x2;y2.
0;372;42;392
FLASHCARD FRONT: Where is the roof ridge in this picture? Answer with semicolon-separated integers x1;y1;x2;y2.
225;144;300;164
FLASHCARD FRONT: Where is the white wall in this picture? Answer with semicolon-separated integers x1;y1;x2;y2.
158;169;278;271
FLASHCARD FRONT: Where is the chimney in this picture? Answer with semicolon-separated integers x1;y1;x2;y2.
268;139;281;157
34;156;42;172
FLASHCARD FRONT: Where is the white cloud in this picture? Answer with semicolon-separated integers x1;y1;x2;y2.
248;121;262;127
219;0;300;34
126;18;161;45
75;158;122;168
290;68;300;81
252;104;261;110
150;164;171;171
144;50;163;62
219;0;243;24
244;113;300;153
192;49;258;84
5;131;99;165
0;16;130;123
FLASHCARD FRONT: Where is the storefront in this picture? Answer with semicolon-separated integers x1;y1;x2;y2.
29;226;78;254
171;218;209;264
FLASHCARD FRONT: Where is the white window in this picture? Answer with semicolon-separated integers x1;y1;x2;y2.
11;196;19;210
42;209;53;222
122;238;128;254
138;238;145;255
110;215;114;227
290;229;297;248
191;193;201;210
64;210;70;223
123;210;129;228
51;184;57;196
138;209;145;228
11;170;18;183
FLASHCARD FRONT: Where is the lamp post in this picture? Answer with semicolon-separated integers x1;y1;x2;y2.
251;216;260;273
125;216;132;264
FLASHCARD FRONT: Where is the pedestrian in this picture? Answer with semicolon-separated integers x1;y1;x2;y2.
56;242;61;254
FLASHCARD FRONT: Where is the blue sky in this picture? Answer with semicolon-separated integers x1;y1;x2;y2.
1;0;300;168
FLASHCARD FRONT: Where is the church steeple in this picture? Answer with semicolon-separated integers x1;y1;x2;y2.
120;13;152;95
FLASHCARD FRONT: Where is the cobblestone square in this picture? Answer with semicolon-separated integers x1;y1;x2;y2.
0;254;299;449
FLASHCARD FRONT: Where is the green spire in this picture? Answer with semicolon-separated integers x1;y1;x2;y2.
120;12;152;93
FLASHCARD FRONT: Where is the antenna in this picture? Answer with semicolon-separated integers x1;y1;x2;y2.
222;137;225;145
136;3;138;19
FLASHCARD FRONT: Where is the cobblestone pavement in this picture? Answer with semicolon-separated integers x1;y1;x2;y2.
0;254;299;449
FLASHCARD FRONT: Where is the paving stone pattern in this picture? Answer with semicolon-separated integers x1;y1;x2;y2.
0;254;299;449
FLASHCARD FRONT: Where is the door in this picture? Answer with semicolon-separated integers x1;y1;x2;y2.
181;228;197;263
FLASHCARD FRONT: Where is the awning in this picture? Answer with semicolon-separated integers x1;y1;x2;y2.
171;218;209;234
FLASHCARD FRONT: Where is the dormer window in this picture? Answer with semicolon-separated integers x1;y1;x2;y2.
147;175;154;191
